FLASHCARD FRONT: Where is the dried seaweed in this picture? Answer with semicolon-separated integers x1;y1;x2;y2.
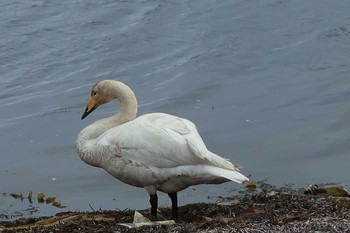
1;184;349;233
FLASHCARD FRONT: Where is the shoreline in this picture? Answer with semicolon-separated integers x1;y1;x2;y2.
1;183;350;232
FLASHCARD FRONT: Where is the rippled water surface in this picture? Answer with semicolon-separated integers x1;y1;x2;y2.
1;0;350;218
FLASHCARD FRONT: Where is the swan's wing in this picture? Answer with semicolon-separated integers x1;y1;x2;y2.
144;113;238;170
97;113;237;170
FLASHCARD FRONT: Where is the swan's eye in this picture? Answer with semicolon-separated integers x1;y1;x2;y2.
91;91;97;96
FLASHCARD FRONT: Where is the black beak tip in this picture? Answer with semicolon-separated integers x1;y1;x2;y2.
81;107;89;120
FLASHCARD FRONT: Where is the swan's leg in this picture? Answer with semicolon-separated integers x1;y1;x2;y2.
168;192;178;219
149;194;158;216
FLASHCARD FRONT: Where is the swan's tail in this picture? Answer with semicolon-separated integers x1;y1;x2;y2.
207;166;249;183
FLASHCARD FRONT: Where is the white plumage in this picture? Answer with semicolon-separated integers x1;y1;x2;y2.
76;80;248;219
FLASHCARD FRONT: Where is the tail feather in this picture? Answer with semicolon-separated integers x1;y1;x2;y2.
207;166;249;183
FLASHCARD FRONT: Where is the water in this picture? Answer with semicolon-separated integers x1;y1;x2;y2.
1;0;350;219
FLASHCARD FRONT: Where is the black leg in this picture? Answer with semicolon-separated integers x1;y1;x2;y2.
168;192;178;219
149;194;158;216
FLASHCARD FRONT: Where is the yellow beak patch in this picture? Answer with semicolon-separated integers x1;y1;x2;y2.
87;96;96;112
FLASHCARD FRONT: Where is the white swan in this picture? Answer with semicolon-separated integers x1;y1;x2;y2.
76;80;248;219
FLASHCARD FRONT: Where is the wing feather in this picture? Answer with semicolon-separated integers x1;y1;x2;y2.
96;113;237;170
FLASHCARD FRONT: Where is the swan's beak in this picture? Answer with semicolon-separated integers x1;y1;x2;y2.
81;96;97;120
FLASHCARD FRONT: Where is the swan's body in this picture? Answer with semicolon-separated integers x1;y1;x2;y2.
76;80;248;218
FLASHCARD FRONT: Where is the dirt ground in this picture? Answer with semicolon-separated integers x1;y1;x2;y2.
1;183;350;233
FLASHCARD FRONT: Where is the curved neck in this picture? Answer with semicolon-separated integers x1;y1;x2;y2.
104;80;138;125
76;80;138;167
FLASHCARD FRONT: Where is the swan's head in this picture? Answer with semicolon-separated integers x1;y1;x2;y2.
81;81;114;120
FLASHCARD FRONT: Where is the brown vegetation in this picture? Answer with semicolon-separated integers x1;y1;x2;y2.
1;183;349;232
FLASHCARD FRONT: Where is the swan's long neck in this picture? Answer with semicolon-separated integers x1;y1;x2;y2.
76;80;137;167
